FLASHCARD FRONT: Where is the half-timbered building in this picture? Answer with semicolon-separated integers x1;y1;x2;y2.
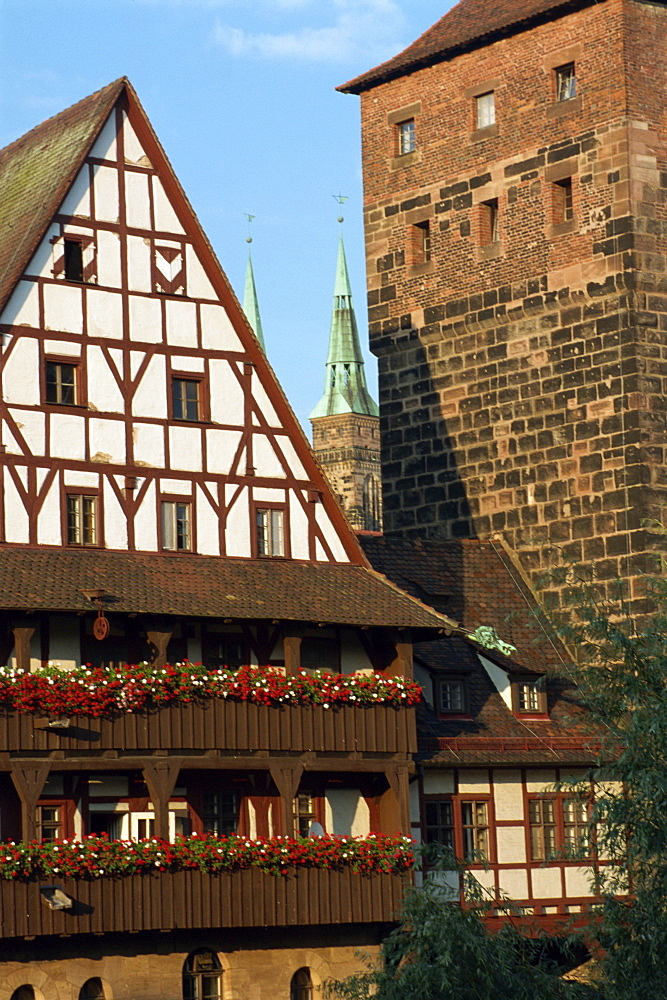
0;79;453;1000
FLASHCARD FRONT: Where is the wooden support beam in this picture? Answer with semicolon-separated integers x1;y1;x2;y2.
142;759;182;840
269;761;304;835
283;634;302;676
385;630;413;679
12;627;35;673
378;765;410;835
10;760;51;843
146;631;172;669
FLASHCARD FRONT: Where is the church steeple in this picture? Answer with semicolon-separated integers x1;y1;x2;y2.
310;228;378;419
243;233;265;351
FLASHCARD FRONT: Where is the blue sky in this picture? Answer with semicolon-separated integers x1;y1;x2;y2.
0;1;448;431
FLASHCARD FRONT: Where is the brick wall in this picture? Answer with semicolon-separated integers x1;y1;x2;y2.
356;0;667;606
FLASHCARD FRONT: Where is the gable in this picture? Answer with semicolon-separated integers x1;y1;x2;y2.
0;83;362;566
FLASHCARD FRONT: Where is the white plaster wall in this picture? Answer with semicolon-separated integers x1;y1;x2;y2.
458;770;490;794
186;246;216;300
206;430;241;475
422;771;455;795
253;435;286;478
172;354;204;373
43;283;83;334
103;478;129;550
209;359;244;425
132;355;167;418
134;481;158;551
531;867;563;899
340;630;373;674
48;615;80;670
87;288;123;340
195;485;220;556
90;418;126;466
63;470;99;487
165;299;197;348
252;487;285;503
50;413;86;461
11;409;45;456
4;471;28;543
325;789;370;837
276;436;308;480
497;868;529;900
24;225;58;278
93;164;119;223
129;294;162;343
3;421;24;455
496;826;527;865
288;491;309;560
161;479;192;496
89;114;118;161
133;422;165;467
525;770;557;793
200;303;243;352
95;230;122;289
409;780;421;826
169;426;203;472
127;234;152;293
87;346;125;413
251;376;281;427
1;280;40;327
44;338;81;357
123;117;145;164
225;485;250;557
493;770;524;821
59;166;90;218
315;505;348;563
2;337;40;405
125;170;151;230
152;177;184;234
37;478;61;546
564;867;593;897
469;869;495;894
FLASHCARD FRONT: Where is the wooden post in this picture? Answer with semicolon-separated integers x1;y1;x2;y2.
269;762;304;836
283;634;302;676
10;761;51;843
12;627;35;673
378;765;410;836
142;759;182;840
385;629;413;679
146;631;172;669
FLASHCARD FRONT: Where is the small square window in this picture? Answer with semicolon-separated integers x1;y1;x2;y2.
202;791;239;836
475;92;495;129
397;119;416;156
46;360;78;405
37;804;63;843
66;494;98;546
53;233;96;284
162;500;192;551
172;377;200;421
553;177;574;223
480;199;500;245
516;678;545;713
555;63;576;102
256;507;285;557
439;679;466;712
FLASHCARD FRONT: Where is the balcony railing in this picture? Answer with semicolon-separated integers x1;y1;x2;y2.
0;700;416;754
0;867;407;939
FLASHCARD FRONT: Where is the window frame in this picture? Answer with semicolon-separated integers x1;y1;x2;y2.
396;118;416;156
552;176;574;225
170;373;206;423
44;354;84;407
437;676;469;716
555;62;576;102
479;198;500;246
292;790;325;837
36;802;64;843
475;91;496;130
182;949;222;1000
422;794;494;865
51;231;97;284
528;794;591;861
512;675;548;716
291;968;314;1000
64;490;102;548
160;496;194;553
253;503;289;559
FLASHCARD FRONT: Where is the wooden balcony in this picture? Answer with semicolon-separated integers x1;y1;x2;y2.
0;700;416;755
0;867;407;939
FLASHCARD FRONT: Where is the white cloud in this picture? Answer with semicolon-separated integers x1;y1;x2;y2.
211;0;407;63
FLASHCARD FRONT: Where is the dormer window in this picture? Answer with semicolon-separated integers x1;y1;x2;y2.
514;676;547;714
438;678;467;713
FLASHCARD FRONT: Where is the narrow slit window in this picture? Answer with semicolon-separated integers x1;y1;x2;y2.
410;220;431;264
555;63;576;102
553;177;573;223
480;199;499;245
475;92;495;129
397;119;416;156
64;238;84;282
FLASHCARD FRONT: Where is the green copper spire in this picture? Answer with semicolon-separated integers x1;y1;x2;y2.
310;228;378;419
243;241;265;351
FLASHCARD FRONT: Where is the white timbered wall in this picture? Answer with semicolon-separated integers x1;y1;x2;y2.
0;106;349;563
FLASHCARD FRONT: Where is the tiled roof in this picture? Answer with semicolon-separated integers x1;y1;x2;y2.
0;78;126;315
0;547;455;630
339;0;600;93
361;537;604;765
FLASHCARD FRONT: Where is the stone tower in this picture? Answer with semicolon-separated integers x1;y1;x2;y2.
311;228;382;531
340;0;667;607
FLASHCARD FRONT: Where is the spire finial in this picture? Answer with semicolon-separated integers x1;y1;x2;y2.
333;193;348;225
244;212;255;244
242;214;265;351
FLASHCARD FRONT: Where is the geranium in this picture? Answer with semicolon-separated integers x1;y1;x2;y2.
0;833;414;881
0;663;422;718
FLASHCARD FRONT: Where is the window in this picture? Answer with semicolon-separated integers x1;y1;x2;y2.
529;798;557;860
555;63;576;102
563;797;589;854
529;796;589;860
516;677;545;713
46;360;77;405
475;91;495;129
480;199;499;245
183;950;222;1000
291;968;313;1000
256;507;285;557
409;220;431;265
64;238;84;282
79;979;105;1000
461;800;489;860
439;678;466;713
37;804;62;842
203;633;246;669
66;494;97;546
397;119;416;155
424;799;454;851
553;177;574;223
172;378;200;421
293;793;317;836
53;232;96;284
11;989;35;1000
202;791;238;836
162;500;192;551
